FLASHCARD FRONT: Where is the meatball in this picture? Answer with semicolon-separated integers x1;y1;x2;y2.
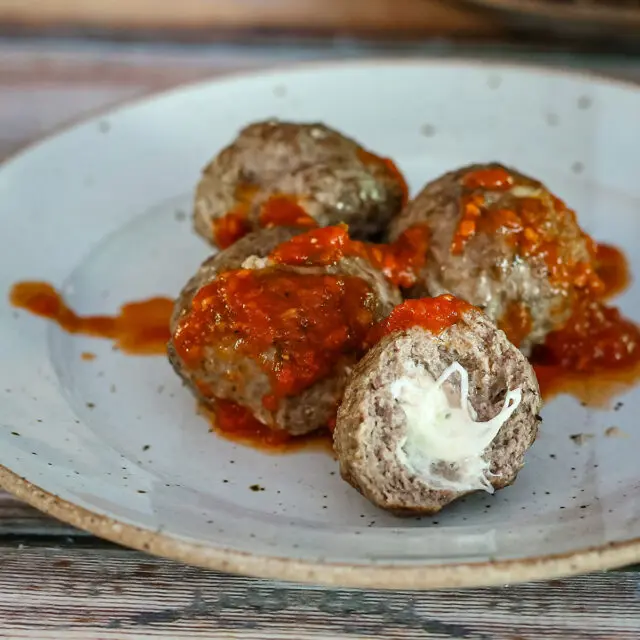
333;297;541;515
168;227;402;436
195;120;407;248
389;163;601;354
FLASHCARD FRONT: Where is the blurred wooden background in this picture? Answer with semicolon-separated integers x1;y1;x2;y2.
0;0;498;37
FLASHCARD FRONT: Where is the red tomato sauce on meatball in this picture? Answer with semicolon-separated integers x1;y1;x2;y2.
596;243;630;300
172;268;376;403
258;195;317;229
212;183;259;249
270;223;430;288
366;295;474;346
453;167;602;299
357;148;410;207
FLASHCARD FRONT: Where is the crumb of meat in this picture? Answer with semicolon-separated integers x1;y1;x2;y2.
569;433;594;445
605;426;627;438
241;255;270;270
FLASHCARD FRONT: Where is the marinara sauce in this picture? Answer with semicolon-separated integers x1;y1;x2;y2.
356;148;410;207
211;147;409;248
366;295;473;346
211;183;258;249
9;281;172;355
174;223;430;442
173;267;375;402
200;399;334;453
446;166;640;404
453;166;602;298
270;223;430;289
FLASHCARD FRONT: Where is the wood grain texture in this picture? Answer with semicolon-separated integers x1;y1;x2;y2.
0;0;497;36
0;544;637;639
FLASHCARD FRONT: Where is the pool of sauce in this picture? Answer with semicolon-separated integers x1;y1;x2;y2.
529;243;639;406
531;298;640;406
199;399;334;455
9;281;173;355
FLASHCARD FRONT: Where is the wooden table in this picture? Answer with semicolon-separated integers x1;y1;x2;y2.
1;37;640;638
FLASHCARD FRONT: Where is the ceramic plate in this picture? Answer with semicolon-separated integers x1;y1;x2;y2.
1;60;640;589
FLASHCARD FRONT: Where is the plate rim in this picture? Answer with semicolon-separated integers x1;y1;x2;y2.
2;56;640;176
2;56;640;588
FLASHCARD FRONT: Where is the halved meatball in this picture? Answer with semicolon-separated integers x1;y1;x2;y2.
334;299;541;514
195;120;407;248
168;227;402;436
389;163;601;354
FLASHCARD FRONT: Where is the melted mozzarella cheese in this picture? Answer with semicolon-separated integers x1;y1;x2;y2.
390;362;521;494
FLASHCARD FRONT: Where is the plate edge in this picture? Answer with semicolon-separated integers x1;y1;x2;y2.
1;464;638;590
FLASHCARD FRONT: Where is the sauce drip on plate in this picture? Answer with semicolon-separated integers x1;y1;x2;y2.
200;399;334;454
531;299;640;405
9;281;172;355
529;242;640;405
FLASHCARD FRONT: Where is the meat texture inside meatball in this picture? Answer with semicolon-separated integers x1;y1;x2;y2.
195;120;407;248
334;298;541;515
389;163;601;354
168;227;402;436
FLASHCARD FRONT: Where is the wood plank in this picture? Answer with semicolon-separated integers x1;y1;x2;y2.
0;494;80;535
0;0;498;36
0;544;636;638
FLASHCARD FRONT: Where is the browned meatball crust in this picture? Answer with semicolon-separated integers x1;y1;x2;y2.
195;121;407;246
168;228;402;436
389;163;600;353
334;308;541;515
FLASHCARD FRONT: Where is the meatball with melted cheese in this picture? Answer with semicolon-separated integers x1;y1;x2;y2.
389;164;602;354
333;297;541;515
195;120;407;248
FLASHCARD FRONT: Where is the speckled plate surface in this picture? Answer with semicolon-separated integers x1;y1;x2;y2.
1;60;640;589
